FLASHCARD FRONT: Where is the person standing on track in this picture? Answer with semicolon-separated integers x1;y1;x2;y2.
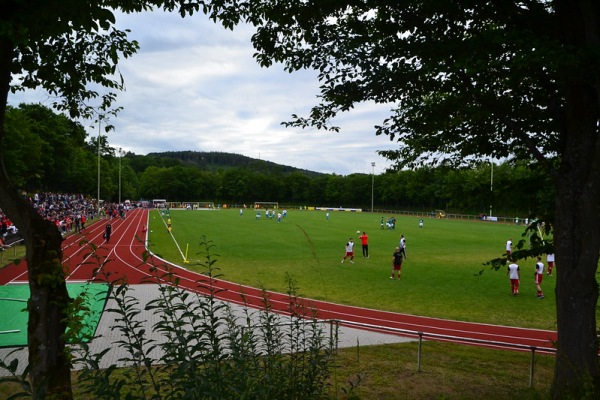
534;256;545;299
506;258;520;296
104;223;112;243
390;246;403;280
359;231;369;258
341;238;355;263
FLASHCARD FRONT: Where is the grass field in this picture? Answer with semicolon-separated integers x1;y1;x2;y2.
147;208;562;330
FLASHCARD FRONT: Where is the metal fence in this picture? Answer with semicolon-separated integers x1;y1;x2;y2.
243;316;558;389
0;238;24;263
326;319;557;389
370;208;525;224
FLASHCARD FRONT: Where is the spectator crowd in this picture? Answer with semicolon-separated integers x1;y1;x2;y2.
1;193;98;243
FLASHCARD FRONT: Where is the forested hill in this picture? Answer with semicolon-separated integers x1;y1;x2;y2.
148;151;324;177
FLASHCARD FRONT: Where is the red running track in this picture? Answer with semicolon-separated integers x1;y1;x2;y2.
0;208;558;354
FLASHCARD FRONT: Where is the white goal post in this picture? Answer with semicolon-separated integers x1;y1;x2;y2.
196;201;215;209
254;201;279;210
168;202;215;210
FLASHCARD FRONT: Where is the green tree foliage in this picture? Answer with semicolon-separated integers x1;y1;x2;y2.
284;172;312;203
127;153;184;175
2;106;45;189
199;1;600;397
0;2;222;398
3;104;90;192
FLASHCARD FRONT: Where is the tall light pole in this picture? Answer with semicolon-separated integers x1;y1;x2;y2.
490;159;493;218
97;116;102;216
118;147;122;205
371;162;375;213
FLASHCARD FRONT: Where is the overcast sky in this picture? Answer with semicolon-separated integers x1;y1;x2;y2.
9;10;398;176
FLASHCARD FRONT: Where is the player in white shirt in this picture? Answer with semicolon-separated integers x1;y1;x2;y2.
506;238;513;255
399;235;407;259
341;238;355;264
546;253;555;276
506;259;520;296
534;256;545;299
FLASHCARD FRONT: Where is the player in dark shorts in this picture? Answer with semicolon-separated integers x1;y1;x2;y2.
390;246;403;279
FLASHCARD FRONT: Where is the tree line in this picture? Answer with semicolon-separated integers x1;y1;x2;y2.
5;103;552;218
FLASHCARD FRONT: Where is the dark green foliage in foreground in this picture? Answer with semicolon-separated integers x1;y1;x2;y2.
70;239;336;399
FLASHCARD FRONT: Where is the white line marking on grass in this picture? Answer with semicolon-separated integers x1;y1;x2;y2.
157;209;186;262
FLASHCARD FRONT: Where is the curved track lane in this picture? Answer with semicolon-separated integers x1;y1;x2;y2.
0;209;558;354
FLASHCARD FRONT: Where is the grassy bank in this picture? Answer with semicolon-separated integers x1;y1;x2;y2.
0;340;553;399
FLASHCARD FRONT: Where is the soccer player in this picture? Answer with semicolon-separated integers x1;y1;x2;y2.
534;256;545;299
546;253;555;276
506;238;513;256
390;246;403;279
341;238;355;263
399;235;407;259
359;231;369;258
506;259;520;296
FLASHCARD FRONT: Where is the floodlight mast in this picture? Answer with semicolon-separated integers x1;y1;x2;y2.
118;147;122;205
97;116;101;215
490;159;493;218
371;162;375;213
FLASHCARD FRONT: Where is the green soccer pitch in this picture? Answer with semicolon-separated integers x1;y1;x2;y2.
147;208;559;330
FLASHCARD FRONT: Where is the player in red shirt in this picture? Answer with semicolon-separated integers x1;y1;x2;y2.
359;232;369;258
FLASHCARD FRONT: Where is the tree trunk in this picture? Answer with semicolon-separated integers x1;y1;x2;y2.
26;210;74;400
553;186;600;397
0;38;74;399
552;3;600;396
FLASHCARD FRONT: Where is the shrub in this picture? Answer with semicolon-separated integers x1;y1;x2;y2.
71;237;338;399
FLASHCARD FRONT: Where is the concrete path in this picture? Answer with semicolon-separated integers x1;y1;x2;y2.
0;284;414;376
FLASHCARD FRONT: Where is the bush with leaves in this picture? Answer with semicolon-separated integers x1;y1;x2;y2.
68;238;339;399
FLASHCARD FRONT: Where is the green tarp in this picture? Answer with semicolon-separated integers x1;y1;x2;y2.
0;283;109;347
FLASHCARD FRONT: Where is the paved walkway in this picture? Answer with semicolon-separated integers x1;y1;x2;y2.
0;284;414;376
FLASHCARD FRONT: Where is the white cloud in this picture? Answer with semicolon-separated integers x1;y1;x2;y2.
8;9;397;175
